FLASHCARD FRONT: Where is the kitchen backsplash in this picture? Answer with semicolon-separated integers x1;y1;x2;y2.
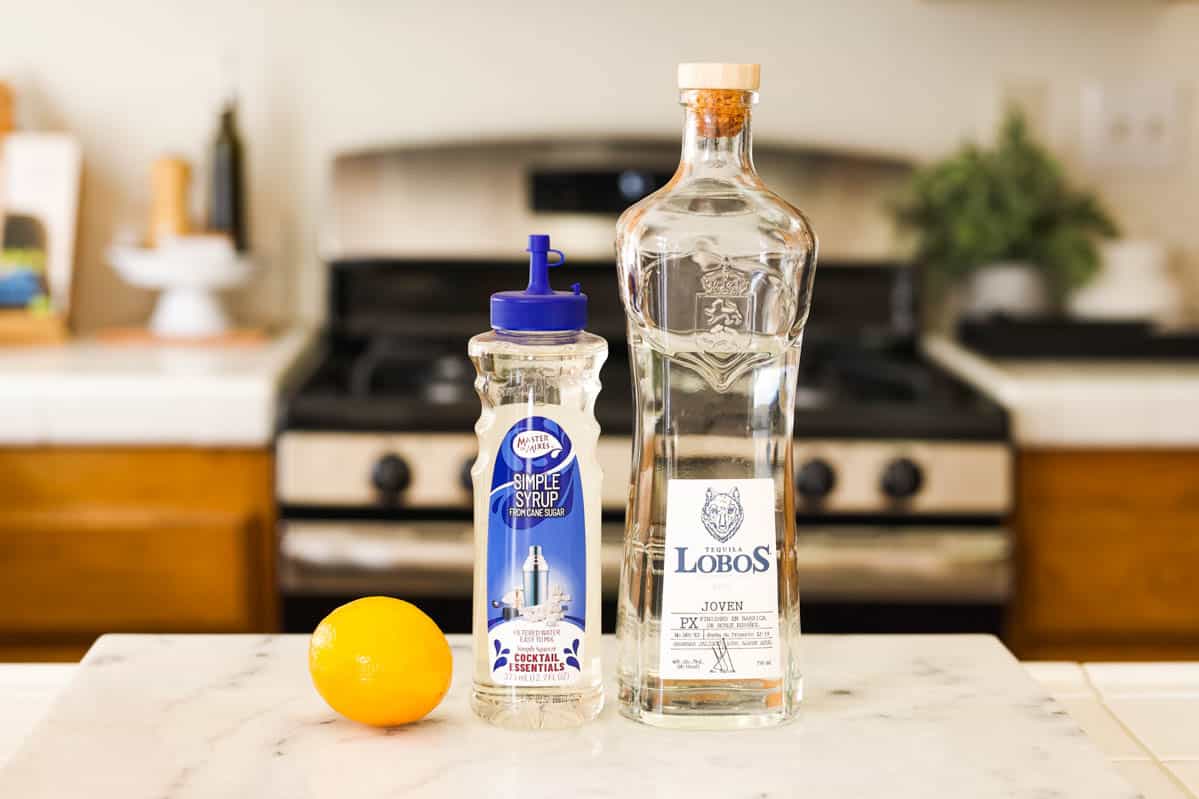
1;0;1197;331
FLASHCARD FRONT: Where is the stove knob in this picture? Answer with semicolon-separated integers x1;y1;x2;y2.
460;458;475;491
371;453;411;502
795;458;836;501
880;457;923;500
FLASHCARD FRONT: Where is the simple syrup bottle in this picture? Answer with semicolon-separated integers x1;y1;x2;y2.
469;235;607;729
614;63;818;728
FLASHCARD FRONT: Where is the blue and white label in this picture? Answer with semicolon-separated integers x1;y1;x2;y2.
486;416;585;686
659;478;781;681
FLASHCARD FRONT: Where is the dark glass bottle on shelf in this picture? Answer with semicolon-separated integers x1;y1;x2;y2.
208;101;248;252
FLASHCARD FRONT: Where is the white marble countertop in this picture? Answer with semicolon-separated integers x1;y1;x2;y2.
923;336;1199;447
0;328;316;446
0;634;1163;798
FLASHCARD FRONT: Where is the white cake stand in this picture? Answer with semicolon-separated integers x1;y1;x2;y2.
107;242;253;338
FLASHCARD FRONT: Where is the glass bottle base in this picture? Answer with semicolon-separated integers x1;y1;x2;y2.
471;682;605;730
617;676;802;730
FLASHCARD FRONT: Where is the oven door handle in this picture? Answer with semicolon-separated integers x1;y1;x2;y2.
796;527;1011;602
281;521;475;571
282;520;1009;603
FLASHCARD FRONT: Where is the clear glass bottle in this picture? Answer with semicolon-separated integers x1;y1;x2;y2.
469;235;607;729
614;64;817;729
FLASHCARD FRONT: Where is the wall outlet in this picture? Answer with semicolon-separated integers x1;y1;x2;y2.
1081;81;1185;170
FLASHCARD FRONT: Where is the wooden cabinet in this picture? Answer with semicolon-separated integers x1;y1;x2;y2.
0;448;276;661
1008;449;1199;660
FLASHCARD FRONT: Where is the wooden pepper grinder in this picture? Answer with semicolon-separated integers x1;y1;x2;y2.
0;81;13;136
148;156;191;248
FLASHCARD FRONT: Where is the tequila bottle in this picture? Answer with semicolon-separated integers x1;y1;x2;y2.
614;63;817;728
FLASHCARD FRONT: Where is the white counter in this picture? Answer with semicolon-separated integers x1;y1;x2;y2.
8;642;1197;797
0;634;1159;798
924;336;1199;447
0;664;74;771
0;328;316;446
1024;661;1199;799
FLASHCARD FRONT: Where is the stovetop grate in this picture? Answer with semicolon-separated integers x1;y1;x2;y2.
282;333;1007;440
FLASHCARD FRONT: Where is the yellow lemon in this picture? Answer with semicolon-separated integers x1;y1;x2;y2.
309;596;452;727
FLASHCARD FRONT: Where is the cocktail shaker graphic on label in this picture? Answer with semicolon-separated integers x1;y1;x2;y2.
523;545;550;606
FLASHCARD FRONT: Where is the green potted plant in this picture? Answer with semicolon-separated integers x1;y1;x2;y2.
895;109;1119;317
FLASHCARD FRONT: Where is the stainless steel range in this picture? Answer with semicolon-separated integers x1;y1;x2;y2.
276;139;1012;634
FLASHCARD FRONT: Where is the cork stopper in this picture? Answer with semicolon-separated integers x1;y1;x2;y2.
677;63;760;91
678;64;759;139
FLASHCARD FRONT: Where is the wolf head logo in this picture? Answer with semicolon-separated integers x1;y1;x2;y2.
701;487;745;543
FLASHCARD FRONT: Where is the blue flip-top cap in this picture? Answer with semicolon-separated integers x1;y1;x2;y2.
490;235;587;331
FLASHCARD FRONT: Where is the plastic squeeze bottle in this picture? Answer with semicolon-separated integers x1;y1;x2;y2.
468;235;607;729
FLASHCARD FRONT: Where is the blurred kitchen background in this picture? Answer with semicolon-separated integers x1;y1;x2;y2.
1;0;1197;663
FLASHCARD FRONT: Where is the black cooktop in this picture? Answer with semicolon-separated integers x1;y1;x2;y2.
280;334;1008;441
959;316;1199;360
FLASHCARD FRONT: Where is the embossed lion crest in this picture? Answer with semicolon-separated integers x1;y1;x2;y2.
701;487;744;543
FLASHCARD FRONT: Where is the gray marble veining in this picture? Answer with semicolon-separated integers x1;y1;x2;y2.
0;634;1139;798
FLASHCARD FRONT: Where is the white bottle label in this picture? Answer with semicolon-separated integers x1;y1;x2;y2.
659;478;781;681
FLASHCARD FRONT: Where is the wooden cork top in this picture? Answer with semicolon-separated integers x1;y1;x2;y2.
678;64;759;137
677;63;760;91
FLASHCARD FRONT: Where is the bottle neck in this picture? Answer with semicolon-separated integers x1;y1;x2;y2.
493;327;581;345
677;89;758;178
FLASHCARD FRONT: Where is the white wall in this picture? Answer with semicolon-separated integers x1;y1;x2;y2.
3;0;1197;332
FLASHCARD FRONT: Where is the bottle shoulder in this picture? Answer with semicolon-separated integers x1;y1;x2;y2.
614;171;819;362
616;175;816;257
